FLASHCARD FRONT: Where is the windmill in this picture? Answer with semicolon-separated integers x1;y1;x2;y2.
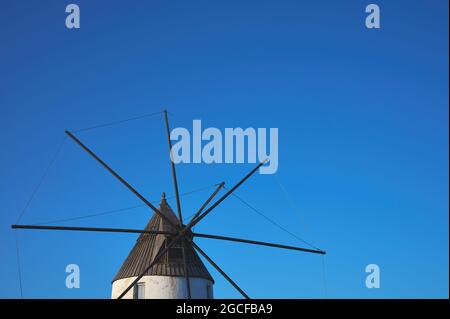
12;110;326;299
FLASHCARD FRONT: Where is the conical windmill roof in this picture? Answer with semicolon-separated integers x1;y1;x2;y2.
112;193;214;283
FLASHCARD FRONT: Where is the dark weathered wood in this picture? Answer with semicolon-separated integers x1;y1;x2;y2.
194;232;326;255
164;110;190;298
191;241;250;299
181;238;192;299
65;130;179;230
117;232;186;299
190;160;267;228
163;110;183;225
185;182;225;229
12;224;175;236
11;121;327;301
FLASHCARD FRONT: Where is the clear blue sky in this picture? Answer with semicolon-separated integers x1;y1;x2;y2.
0;0;448;298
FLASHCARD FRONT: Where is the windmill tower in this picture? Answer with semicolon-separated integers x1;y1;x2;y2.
12;109;326;299
111;193;214;299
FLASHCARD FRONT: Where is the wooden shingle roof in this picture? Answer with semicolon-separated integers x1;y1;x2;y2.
112;193;214;283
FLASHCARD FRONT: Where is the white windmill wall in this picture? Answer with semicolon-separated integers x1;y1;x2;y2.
111;275;214;299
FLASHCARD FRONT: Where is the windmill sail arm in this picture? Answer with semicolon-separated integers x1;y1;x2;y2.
163;110;183;224
65;130;179;230
185;182;225;228
117;231;186;299
190;160;267;228
190;241;250;299
181;238;192;299
193;232;326;255
11;224;175;236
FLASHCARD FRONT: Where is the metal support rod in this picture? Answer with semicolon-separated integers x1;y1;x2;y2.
191;241;250;299
117;232;186;299
190;160;267;228
185;182;225;229
117;220;201;299
65;130;179;230
181;238;192;299
163;110;183;225
11;224;175;236
194;232;326;254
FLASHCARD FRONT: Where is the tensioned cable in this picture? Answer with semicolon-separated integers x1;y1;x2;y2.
273;175;329;296
16;111;165;223
30;205;145;226
29;184;217;226
15;135;67;224
272;174;315;234
72;111;164;133
273;174;304;214
224;185;328;296
14;110;179;297
223;185;321;251
14;231;23;298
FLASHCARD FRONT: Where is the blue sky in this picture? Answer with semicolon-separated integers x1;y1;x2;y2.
0;0;448;298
